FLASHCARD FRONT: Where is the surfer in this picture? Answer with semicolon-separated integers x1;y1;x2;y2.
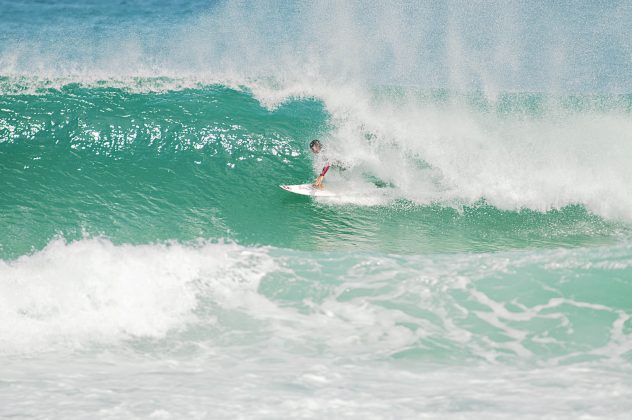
309;139;330;188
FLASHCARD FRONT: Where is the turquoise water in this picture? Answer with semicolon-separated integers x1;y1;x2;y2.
3;85;627;257
1;1;632;419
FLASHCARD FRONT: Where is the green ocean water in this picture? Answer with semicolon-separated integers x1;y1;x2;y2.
2;1;632;418
2;82;631;371
2;84;628;259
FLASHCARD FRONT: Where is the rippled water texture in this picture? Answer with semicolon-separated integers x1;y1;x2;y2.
1;1;632;419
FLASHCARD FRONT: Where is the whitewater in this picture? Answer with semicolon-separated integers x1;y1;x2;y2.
1;1;632;419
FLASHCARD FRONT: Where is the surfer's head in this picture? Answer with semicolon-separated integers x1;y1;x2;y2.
310;139;322;154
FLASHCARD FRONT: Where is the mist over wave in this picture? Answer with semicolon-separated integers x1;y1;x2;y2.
2;2;632;418
2;1;632;93
290;85;632;220
2;1;632;223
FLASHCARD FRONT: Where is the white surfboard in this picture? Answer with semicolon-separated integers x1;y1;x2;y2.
279;183;336;197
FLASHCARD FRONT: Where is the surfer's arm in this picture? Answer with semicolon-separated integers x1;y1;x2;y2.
313;175;324;188
313;163;330;188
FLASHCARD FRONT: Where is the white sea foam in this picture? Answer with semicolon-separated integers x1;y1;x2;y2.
0;238;275;354
247;80;632;220
2;355;631;419
1;237;631;418
1;237;630;362
2;3;632;418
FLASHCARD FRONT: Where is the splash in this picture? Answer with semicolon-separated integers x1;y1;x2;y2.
1;237;630;365
0;238;274;353
1;1;631;92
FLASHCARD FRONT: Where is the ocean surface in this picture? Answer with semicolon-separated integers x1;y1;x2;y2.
1;1;632;419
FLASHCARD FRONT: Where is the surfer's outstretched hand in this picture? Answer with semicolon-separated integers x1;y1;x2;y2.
313;176;324;189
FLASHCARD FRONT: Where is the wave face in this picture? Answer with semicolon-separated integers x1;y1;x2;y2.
1;1;632;419
1;84;630;258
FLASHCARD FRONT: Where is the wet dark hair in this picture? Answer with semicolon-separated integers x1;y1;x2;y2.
309;139;321;149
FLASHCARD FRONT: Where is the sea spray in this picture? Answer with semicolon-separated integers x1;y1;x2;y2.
1;1;632;418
